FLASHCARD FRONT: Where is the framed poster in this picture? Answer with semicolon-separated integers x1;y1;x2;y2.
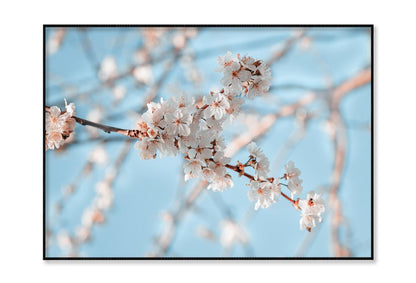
44;25;373;259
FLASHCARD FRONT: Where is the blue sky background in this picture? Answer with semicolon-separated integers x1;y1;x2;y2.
45;26;372;258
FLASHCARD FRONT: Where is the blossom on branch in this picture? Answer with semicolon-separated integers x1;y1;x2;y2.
247;178;281;210
284;161;303;197
164;110;192;137
298;191;325;231
216;52;272;99
202;91;230;120
247;142;270;180
248;180;273;210
45;101;76;151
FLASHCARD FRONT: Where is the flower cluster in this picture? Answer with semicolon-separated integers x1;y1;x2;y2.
134;52;271;192
216;51;272;99
45;100;76;151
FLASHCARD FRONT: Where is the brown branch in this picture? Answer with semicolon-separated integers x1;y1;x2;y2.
73;116;142;138
45;106;143;139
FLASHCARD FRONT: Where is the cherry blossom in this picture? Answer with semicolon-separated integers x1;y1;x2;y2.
134;137;159;160
183;158;204;181
164;110;192;137
284;161;301;179
298;191;325;231
45;101;76;151
270;178;282;202
207;174;233;192
215;51;234;71
284;161;303;197
247;181;273;210
247;177;281;210
247;142;270;180
288;176;303;197
221;61;251;93
202;91;230;120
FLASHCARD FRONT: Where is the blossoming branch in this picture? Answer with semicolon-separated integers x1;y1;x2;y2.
45;51;325;232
